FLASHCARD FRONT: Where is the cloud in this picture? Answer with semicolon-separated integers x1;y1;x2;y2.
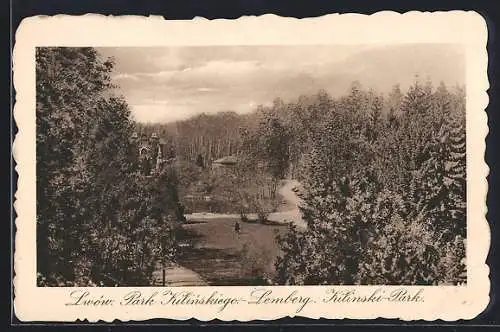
99;45;465;123
137;60;263;84
197;60;261;74
132;104;184;123
112;73;140;81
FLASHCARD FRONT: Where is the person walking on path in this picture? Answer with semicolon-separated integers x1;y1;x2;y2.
234;220;241;235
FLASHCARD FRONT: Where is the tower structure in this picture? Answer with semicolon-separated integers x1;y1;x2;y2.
133;131;173;176
156;139;163;171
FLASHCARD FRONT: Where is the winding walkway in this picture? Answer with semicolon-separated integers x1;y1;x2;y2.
152;180;305;286
184;180;307;229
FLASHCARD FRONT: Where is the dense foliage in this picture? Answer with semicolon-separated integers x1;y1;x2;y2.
36;47;182;286
274;79;466;285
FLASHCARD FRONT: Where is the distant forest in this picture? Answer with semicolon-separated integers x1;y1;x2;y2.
36;47;466;286
139;79;465;181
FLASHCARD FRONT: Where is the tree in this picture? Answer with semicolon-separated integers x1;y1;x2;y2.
36;47;116;284
366;94;384;143
240;108;291;197
401;76;432;115
262;116;291;182
387;83;403;113
36;47;182;286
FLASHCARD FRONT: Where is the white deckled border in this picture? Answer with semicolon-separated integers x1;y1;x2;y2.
13;11;490;322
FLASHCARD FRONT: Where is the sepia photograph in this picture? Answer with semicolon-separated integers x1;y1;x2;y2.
35;44;467;287
13;11;490;322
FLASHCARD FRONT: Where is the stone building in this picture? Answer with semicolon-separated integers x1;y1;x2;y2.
132;132;174;176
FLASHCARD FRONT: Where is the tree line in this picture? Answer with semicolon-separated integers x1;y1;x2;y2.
272;79;466;285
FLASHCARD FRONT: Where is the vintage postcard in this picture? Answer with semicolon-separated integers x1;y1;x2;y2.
13;11;489;322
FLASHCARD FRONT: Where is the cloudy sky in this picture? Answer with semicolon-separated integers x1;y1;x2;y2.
97;44;465;123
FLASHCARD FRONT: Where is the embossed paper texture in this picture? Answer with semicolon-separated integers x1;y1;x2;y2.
13;11;489;321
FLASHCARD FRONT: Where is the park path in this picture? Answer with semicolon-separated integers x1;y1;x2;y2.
152;262;207;286
184;179;307;229
277;179;302;210
153;180;305;286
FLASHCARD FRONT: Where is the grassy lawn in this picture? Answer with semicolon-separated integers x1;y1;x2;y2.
176;218;289;285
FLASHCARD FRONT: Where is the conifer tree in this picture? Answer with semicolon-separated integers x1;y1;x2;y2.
275;80;467;286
